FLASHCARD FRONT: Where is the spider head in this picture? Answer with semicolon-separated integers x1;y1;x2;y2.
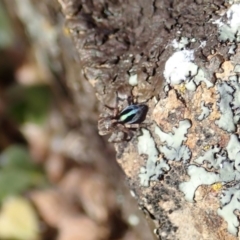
98;115;118;135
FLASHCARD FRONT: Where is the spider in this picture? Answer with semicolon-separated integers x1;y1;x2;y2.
98;99;148;142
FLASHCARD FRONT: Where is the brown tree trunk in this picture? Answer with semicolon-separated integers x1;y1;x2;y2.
5;0;240;239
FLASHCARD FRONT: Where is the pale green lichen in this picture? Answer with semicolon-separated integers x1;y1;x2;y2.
138;128;170;187
138;120;192;187
155;120;192;162
180;135;240;236
153;25;240;235
218;185;240;236
215;81;235;132
194;145;221;168
229;75;240;123
217;4;240;42
183;68;214;91
219;24;237;42
164;49;213;90
179;165;218;202
197;101;212;121
234;64;240;73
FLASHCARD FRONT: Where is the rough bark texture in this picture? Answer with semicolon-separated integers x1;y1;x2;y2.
57;0;240;239
7;0;240;239
3;0;156;239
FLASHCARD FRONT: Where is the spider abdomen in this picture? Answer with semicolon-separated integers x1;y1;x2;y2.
119;104;148;124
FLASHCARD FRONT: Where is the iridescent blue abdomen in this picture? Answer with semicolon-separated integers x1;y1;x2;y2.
119;104;148;124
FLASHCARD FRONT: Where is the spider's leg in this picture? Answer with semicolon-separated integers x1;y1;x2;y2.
117;124;134;140
126;122;152;128
127;95;133;105
124;123;152;138
104;104;115;111
125;123;140;129
103;93;119;117
113;107;118;118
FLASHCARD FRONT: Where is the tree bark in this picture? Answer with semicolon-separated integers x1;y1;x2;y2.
6;0;240;239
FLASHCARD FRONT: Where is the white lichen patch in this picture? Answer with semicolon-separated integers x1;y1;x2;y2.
227;4;240;33
228;44;237;54
164;50;195;85
218;24;238;42
129;74;138;86
215;4;240;42
218;185;240;236
179;135;240;235
179;165;219;202
229;75;240;123
215;81;235;132
226;134;240;171
197;101;212;121
171;37;189;50
214;75;240;130
234;64;240;73
138;128;170;187
164;50;213;90
199;40;206;48
188;68;214;90
155;120;192;162
194;145;221;168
